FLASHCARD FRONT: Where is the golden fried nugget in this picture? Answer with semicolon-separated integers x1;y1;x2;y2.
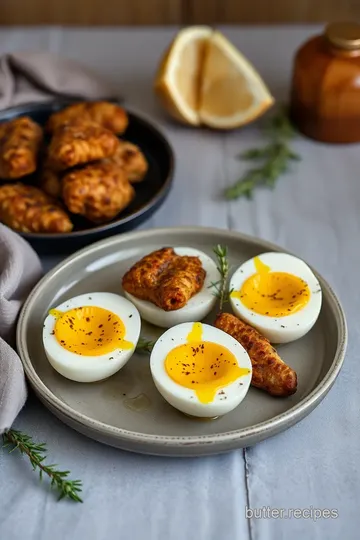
122;247;174;292
0;184;72;233
46;102;128;134
46;103;85;133
110;141;148;183
0;117;43;179
86;102;128;134
0;183;49;204
122;248;206;311
39;167;62;198
215;313;297;397
62;161;134;223
48;121;120;171
155;256;205;310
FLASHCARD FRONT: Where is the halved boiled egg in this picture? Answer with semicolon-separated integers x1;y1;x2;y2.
43;292;141;382
124;247;220;328
150;322;252;418
230;253;322;344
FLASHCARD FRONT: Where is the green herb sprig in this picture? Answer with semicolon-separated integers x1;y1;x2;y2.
209;245;232;311
2;429;83;502
136;337;156;354
224;106;300;200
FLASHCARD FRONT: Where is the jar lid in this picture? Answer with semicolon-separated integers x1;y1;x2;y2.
325;22;360;50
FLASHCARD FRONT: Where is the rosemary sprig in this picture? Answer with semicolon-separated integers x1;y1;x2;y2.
209;245;232;311
2;429;83;502
136;337;156;354
224;106;301;200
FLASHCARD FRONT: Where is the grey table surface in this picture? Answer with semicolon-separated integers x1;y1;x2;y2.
0;25;358;540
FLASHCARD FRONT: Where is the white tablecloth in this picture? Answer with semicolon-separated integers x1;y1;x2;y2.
0;25;358;540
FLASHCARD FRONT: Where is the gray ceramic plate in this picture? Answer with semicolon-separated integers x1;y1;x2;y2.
17;227;347;456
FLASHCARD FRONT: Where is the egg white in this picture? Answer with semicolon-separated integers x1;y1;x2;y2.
124;247;220;328
150;322;252;418
229;252;322;344
43;292;141;383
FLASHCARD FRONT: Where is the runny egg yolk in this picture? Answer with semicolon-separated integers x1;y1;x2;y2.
164;323;250;404
50;306;133;356
231;256;310;317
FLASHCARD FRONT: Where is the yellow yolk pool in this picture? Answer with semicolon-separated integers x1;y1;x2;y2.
164;323;250;403
51;306;133;356
231;256;310;317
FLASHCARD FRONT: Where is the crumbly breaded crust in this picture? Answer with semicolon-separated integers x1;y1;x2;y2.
62;161;134;222
0;184;72;233
48;121;120;170
46;102;128;134
215;312;297;397
110;141;148;183
0;117;43;179
122;247;206;311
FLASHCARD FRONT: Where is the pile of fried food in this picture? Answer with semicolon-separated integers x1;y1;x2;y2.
0;102;148;234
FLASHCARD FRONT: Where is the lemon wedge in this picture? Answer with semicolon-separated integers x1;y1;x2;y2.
155;26;211;126
199;31;274;129
154;26;274;129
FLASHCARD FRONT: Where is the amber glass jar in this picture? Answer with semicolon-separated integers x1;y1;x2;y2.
290;22;360;143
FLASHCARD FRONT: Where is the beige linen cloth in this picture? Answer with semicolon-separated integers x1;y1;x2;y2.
0;50;118;108
0;224;42;433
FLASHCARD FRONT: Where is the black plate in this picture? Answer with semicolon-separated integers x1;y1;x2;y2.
0;100;175;254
